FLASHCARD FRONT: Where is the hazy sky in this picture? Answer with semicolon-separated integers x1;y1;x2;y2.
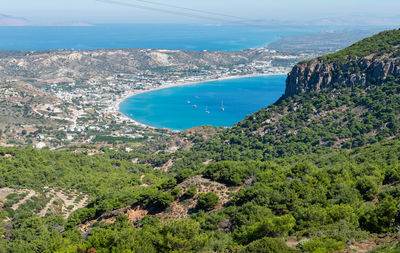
2;0;400;24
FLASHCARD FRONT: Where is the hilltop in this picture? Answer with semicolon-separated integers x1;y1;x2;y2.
285;29;400;98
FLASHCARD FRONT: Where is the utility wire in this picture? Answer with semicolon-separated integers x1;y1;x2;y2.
135;0;250;21
96;0;262;27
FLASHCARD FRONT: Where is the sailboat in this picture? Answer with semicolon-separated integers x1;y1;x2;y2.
221;100;225;111
205;106;210;114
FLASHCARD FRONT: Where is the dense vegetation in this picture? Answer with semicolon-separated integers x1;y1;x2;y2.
1;140;400;252
160;74;400;168
1;29;400;252
319;29;400;63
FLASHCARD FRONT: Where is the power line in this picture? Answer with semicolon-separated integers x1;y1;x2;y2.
135;0;250;21
96;0;262;27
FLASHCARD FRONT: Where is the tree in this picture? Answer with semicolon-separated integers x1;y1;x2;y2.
176;169;193;183
156;219;206;252
360;196;399;233
356;176;379;201
151;192;174;209
235;215;296;244
241;237;299;253
183;185;197;199
196;192;219;211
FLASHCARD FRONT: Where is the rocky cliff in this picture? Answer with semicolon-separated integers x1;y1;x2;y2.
283;29;400;98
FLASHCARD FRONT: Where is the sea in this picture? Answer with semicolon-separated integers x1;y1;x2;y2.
119;76;286;130
0;24;318;51
0;24;319;129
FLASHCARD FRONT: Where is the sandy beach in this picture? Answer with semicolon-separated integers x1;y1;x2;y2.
111;72;288;129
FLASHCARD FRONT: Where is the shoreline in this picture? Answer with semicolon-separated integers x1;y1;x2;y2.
112;72;288;129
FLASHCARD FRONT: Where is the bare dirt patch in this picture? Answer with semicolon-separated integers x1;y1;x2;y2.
0;188;18;201
38;189;88;218
11;190;36;210
0;153;13;158
159;176;238;220
155;158;174;172
78;176;237;232
79;205;148;232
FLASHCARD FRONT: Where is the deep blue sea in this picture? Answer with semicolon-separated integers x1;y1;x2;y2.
0;24;318;51
120;76;286;130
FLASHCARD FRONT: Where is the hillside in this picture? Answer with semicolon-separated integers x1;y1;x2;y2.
0;48;300;85
177;29;400;163
1;29;400;252
0;82;71;147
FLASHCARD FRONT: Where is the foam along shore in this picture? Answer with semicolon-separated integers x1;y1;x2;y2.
111;73;288;130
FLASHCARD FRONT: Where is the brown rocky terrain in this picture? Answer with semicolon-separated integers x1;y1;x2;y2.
78;175;238;232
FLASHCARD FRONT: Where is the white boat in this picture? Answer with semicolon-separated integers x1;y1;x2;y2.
187;100;191;104
221;100;225;111
205;106;210;114
193;105;197;108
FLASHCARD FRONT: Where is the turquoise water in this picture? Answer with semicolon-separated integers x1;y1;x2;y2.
0;24;318;51
120;75;286;130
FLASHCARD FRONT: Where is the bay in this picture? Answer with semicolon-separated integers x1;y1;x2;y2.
119;75;286;130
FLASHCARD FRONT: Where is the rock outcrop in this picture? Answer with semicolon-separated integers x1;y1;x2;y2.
284;56;400;98
283;29;400;98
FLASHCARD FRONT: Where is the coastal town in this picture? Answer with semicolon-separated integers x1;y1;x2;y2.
0;47;314;149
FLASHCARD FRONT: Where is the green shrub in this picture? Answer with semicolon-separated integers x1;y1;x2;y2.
171;188;181;198
175;169;193;183
300;238;346;253
241;237;299;253
183;185;197;198
359;196;399;233
235;215;296;244
204;161;257;186
151;192;174;209
196;192;219;211
356;176;379;201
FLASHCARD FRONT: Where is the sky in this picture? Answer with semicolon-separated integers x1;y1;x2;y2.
2;0;400;25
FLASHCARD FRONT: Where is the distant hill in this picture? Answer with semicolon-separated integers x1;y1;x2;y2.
0;14;31;26
0;48;299;84
0;13;92;26
257;16;400;26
